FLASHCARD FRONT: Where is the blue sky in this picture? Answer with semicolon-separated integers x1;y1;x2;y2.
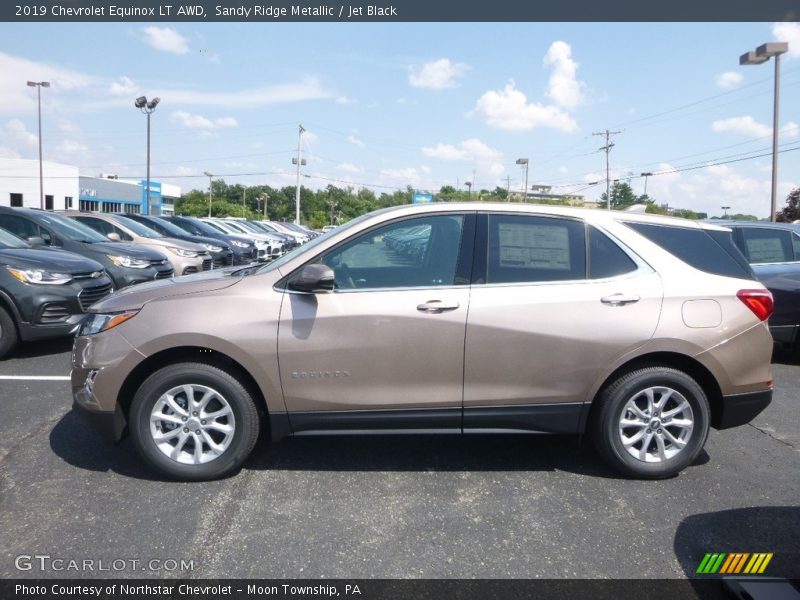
1;22;799;217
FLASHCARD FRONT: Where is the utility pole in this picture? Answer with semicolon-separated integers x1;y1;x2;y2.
505;176;511;201
593;129;621;210
264;193;268;219
242;187;246;218
203;171;213;217
27;81;50;209
293;124;306;225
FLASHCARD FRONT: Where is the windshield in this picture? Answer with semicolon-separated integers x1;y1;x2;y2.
0;228;30;249
136;217;188;238
39;213;108;243
202;220;229;233
115;216;164;238
220;221;248;233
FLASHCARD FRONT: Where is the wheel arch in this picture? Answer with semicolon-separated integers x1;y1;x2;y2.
116;346;288;441
584;351;724;431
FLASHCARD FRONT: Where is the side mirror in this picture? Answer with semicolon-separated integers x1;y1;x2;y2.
107;232;122;242
289;263;335;293
27;236;45;248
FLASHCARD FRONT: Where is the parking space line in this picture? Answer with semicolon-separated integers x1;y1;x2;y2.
0;375;70;381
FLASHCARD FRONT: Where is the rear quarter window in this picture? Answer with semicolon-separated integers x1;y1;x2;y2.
625;222;752;279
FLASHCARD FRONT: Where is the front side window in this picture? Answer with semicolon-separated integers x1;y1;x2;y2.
318;214;465;290
740;227;794;263
486;215;586;284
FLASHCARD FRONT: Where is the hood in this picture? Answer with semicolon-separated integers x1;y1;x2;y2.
82;241;168;261
89;267;244;312
161;237;207;252
0;248;104;273
179;234;230;250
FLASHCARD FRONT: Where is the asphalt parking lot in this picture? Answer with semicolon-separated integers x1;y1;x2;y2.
0;339;798;580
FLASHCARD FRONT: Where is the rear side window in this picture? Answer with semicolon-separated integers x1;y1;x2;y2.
793;233;800;259
487;215;585;284
739;227;794;263
588;226;637;279
626;222;752;279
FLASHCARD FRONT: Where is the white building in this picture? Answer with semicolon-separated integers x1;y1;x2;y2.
0;158;79;210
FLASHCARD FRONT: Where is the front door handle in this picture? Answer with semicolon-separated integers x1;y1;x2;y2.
417;300;460;313
601;293;641;306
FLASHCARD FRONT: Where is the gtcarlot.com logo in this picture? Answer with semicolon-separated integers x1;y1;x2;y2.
696;552;773;575
14;554;195;572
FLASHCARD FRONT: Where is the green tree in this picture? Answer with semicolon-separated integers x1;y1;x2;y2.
776;187;800;222
600;181;639;209
493;186;508;200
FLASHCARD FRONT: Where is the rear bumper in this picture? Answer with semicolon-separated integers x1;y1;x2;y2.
714;389;773;430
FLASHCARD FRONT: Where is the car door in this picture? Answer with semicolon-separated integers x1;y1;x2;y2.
734;226;800;344
278;212;474;432
463;213;663;433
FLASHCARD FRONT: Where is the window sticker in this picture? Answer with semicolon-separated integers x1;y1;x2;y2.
498;223;570;270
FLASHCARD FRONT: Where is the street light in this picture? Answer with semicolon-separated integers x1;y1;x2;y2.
134;96;160;215
721;205;731;218
640;172;653;197
27;81;50;209
203;171;213;217
465;181;472;199
740;42;789;222
516;158;529;201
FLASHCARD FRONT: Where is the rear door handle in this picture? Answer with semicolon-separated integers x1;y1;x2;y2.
601;293;641;306
417;300;460;313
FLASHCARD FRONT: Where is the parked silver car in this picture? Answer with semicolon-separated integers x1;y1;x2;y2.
71;203;774;481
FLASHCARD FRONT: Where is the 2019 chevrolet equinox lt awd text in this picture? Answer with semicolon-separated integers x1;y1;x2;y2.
71;204;775;481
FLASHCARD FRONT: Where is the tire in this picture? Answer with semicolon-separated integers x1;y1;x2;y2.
129;362;260;481
0;305;19;360
591;367;710;479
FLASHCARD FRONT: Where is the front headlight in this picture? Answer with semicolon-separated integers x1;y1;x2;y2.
231;240;251;249
202;243;223;253
79;310;139;336
7;267;72;285
167;246;201;258
107;255;151;269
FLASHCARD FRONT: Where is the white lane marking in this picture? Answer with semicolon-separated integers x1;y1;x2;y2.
0;375;70;381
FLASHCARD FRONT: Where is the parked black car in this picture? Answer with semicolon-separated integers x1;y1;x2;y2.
119;214;235;268
0;227;113;358
159;216;258;265
713;220;800;349
0;207;174;288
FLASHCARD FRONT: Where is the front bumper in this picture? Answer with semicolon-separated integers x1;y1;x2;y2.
714;389;773;430
72;399;127;443
19;315;84;342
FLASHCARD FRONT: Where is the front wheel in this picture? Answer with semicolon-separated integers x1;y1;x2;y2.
129;362;260;481
0;306;19;360
591;367;710;479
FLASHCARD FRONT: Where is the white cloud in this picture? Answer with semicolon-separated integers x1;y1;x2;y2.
109;76;138;97
408;58;470;90
381;167;422;184
160;77;331;108
715;71;743;89
347;135;365;148
712;115;771;138
773;22;800;58
559;166;568;174
175;166;196;176
782;121;799;139
423;138;505;179
4;119;38;147
336;96;356;105
0;147;20;158
337;163;362;173
0;52;93;114
141;26;190;55
171;110;239;130
470;81;578;133
57;140;88;155
543;41;585;109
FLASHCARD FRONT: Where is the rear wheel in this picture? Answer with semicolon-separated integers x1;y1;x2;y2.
0;306;19;360
129;362;260;481
591;367;710;479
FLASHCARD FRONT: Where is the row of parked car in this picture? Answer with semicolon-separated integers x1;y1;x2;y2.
0;206;319;358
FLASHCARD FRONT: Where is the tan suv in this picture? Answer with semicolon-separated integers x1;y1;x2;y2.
63;212;212;276
71;203;774;481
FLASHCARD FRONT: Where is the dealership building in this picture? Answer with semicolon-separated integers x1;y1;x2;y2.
0;158;179;215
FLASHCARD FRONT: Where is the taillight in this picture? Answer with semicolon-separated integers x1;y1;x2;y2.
737;289;774;321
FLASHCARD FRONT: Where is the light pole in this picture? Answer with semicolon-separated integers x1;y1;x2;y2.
134;96;160;215
516;158;529;201
27;81;50;209
203;171;213;217
465;181;472;199
293;124;306;225
740;42;789;222
722;206;731;218
641;172;653;197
